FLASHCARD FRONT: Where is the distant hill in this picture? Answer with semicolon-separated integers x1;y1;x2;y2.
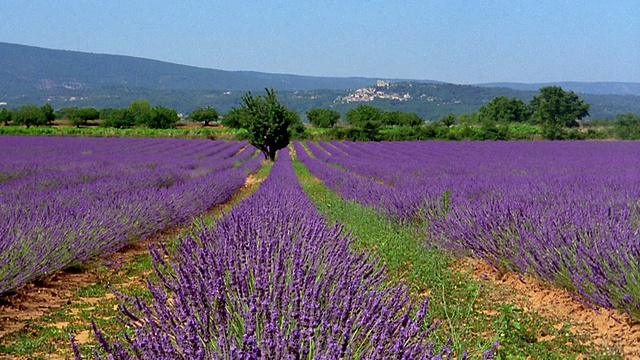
0;42;413;95
0;42;639;119
476;82;640;96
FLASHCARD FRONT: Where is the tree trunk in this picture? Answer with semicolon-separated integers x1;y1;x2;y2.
268;147;277;162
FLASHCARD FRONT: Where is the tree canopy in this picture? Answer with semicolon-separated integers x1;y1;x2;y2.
530;86;590;128
189;106;219;126
148;106;180;129
0;108;12;126
240;88;295;161
346;105;383;127
221;108;247;129
478;96;531;124
68;107;100;128
307;108;340;128
13;104;47;127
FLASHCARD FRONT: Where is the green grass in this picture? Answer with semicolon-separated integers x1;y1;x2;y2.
0;125;244;139
292;156;621;359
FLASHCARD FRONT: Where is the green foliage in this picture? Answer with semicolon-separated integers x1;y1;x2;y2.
68;107;100;128
541;123;567;140
345;104;383;127
221;108;247;129
437;113;457;127
41;103;55;125
103;100;178;129
478;96;532;124
148;106;180;129
287;109;307;139
240;88;294;161
0;108;12;126
103;108;135;128
382;110;423;126
613;112;640;140
13;104;47;127
128;99;152;126
188;106;219;126
530;86;590;128
306;108;340;128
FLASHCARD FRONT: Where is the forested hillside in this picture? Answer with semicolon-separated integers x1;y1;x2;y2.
1;42;639;119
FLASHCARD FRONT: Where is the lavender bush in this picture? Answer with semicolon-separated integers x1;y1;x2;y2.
80;148;475;359
0;136;258;295
297;140;640;319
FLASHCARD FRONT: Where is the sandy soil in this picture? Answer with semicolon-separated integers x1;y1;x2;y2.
456;257;640;358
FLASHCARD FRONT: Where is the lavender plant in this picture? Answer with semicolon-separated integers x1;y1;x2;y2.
79;148;482;359
296;140;640;319
0;136;258;295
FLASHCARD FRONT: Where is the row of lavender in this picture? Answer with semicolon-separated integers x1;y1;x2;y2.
296;140;640;319
78;148;497;359
0;136;261;295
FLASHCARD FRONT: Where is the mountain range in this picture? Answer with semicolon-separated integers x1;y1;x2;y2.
1;42;639;119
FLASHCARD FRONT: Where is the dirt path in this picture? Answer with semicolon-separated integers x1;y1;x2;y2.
0;173;263;340
457;257;640;358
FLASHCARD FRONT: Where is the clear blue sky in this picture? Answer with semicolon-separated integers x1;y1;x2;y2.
1;0;638;84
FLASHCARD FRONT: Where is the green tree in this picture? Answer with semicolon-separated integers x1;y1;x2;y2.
104;108;135;128
0;108;12;126
478;96;531;124
382;111;422;127
13;104;47;127
307;108;340;128
41;103;55;125
456;112;479;126
240;88;293;161
530;86;590;128
288;109;306;138
189;106;219;126
221;108;247;129
148;106;179;129
345;104;383;127
69;107;100;128
613;113;640;140
128;99;152;126
436;113;457;127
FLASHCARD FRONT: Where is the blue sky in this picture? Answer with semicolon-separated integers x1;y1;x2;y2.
1;1;638;84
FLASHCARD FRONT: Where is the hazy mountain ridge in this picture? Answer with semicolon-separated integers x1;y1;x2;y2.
0;42;402;94
477;82;640;96
0;42;639;119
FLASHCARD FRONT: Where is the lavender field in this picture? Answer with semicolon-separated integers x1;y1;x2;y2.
0;136;260;296
3;136;639;358
296;140;640;320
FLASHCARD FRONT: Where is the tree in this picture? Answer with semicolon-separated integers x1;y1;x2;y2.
436;113;457;127
148;106;180;129
104;108;135;128
345;105;383;127
69;107;100;128
382;111;422;127
0;108;12;126
189;106;219;126
287;109;306;138
307;108;340;128
41;103;55;125
240;88;294;161
478;96;531;124
221;108;247;129
13;104;46;127
613;113;640;140
530;86;590;128
128;99;152;126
